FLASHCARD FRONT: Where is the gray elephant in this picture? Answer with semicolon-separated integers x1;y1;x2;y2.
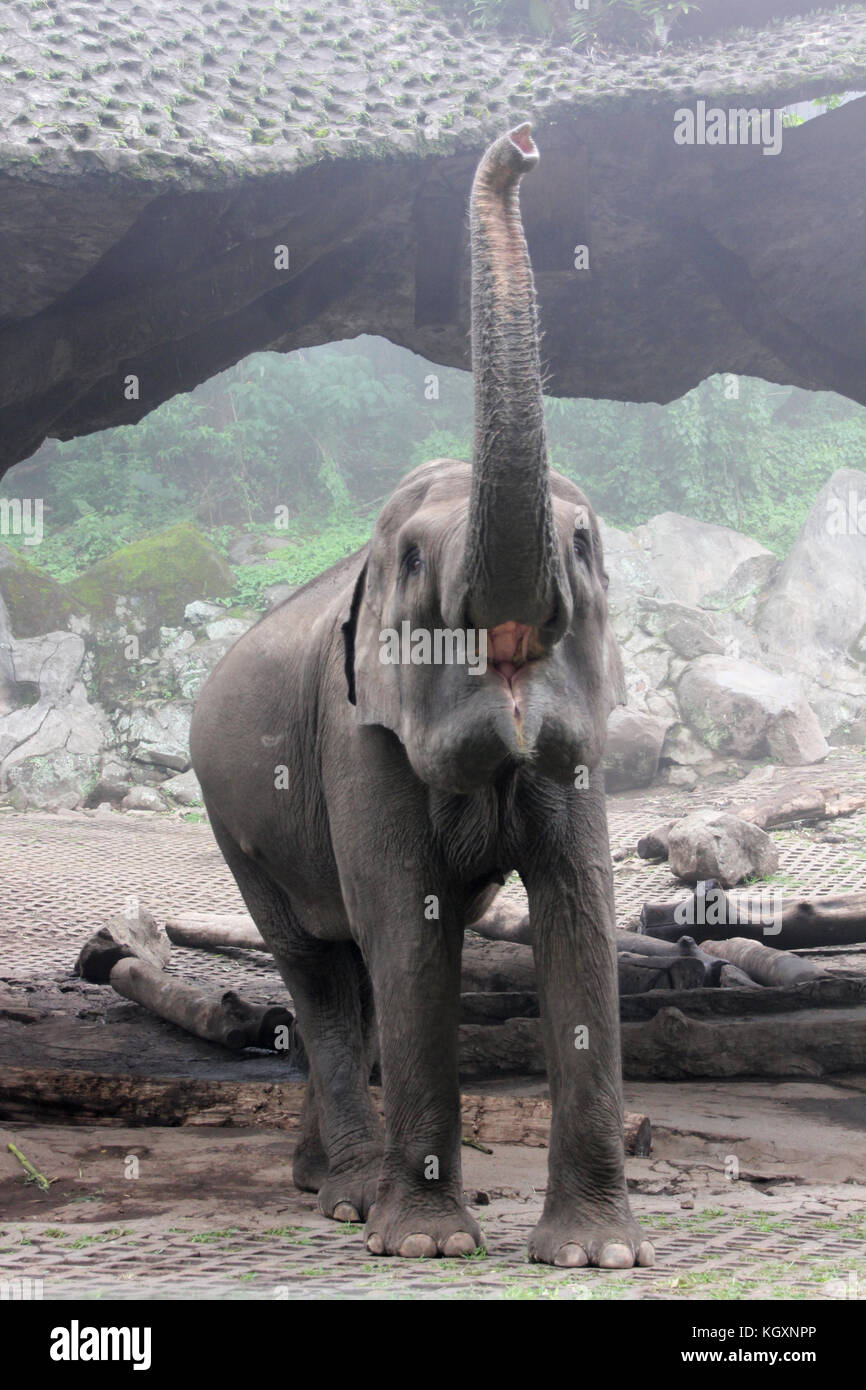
190;124;653;1268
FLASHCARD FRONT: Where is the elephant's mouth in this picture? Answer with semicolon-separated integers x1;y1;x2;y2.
487;621;544;706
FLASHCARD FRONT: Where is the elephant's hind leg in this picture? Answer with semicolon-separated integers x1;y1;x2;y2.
291;1076;328;1195
206;810;383;1222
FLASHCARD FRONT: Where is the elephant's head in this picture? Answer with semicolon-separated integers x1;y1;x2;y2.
343;124;624;795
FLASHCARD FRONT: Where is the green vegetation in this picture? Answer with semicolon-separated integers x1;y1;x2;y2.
3;337;865;614
0;546;72;635
64;522;235;623
446;0;699;48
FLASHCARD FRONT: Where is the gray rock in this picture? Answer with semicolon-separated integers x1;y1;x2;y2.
665;618;725;660
184;600;225;626
161;767;203;806
632;512;775;610
676;654;828;765
87;757;133;806
204;616;253;643
603;707;671;791
755;468;866;735
116;701;192;772
168;637;237;701
702;552;779;612
0;680;107;810
10;631;85;701
667;810;779;888
121;784;168;812
75;901;170;982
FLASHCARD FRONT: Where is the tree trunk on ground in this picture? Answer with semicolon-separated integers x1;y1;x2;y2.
640;890;866;949
0;1065;650;1155
700;937;827;988
109;958;296;1051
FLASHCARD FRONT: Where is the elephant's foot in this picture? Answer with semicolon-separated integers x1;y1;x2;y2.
365;1188;484;1258
317;1154;382;1223
292;1136;329;1194
529;1202;654;1269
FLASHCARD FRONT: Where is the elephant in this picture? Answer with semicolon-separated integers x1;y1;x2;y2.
190;123;653;1269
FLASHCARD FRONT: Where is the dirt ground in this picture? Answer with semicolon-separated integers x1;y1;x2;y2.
1;751;865;1299
2;1076;865;1299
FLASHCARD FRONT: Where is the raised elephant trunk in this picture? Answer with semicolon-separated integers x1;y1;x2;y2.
462;124;560;634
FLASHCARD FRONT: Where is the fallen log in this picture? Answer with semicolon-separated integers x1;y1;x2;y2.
166;909;718;993
165;914;270;952
0;1065;650;1155
109;958;296;1052
620;974;866;1021
459;991;538;1023
639;888;866;949
467;899;532;945
700;937;828;988
719;962;762;990
461;938;535;993
617;952;706;995
739;786;866;831
459;1002;866;1079
621;1004;866;1080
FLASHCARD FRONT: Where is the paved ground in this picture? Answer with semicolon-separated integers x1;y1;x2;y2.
1;751;865;1299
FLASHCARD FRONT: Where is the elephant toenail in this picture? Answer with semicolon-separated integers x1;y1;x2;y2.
366;1233;385;1254
442;1232;479;1257
637;1241;655;1267
398;1233;438;1258
599;1242;633;1268
554;1243;589;1267
333;1203;360;1222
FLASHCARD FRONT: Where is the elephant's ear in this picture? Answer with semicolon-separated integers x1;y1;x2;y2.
341;561;368;706
340;559;404;734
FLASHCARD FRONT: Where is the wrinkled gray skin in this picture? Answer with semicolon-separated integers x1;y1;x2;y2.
191;125;653;1268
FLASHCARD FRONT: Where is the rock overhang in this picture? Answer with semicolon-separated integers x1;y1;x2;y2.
1;0;865;473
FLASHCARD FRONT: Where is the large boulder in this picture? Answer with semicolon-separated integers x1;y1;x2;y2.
64;524;234;639
676;654;828;766
755;468;866;735
668;810;779;888
113;701;193;773
631;513;775;610
0;626;108;809
0;684;107;809
0;545;72;637
603;707;671;791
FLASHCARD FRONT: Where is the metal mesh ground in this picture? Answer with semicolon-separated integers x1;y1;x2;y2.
1;1203;863;1301
0;750;865;992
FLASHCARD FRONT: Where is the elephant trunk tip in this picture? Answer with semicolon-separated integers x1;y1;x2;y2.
508;123;538;165
475;124;540;192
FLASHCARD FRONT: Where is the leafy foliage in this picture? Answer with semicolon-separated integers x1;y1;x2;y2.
444;0;699;48
3;337;865;614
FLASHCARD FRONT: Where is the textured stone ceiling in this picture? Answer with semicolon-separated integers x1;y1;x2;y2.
1;0;865;473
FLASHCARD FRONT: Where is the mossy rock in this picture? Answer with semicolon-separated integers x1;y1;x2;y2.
64;523;234;632
0;544;73;637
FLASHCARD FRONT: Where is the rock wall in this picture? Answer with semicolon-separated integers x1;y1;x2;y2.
2;470;864;809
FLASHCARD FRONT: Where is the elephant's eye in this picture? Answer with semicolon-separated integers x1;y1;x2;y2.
573;531;591;565
403;545;423;574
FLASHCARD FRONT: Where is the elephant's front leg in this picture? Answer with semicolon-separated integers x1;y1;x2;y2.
359;896;483;1259
523;790;654;1270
